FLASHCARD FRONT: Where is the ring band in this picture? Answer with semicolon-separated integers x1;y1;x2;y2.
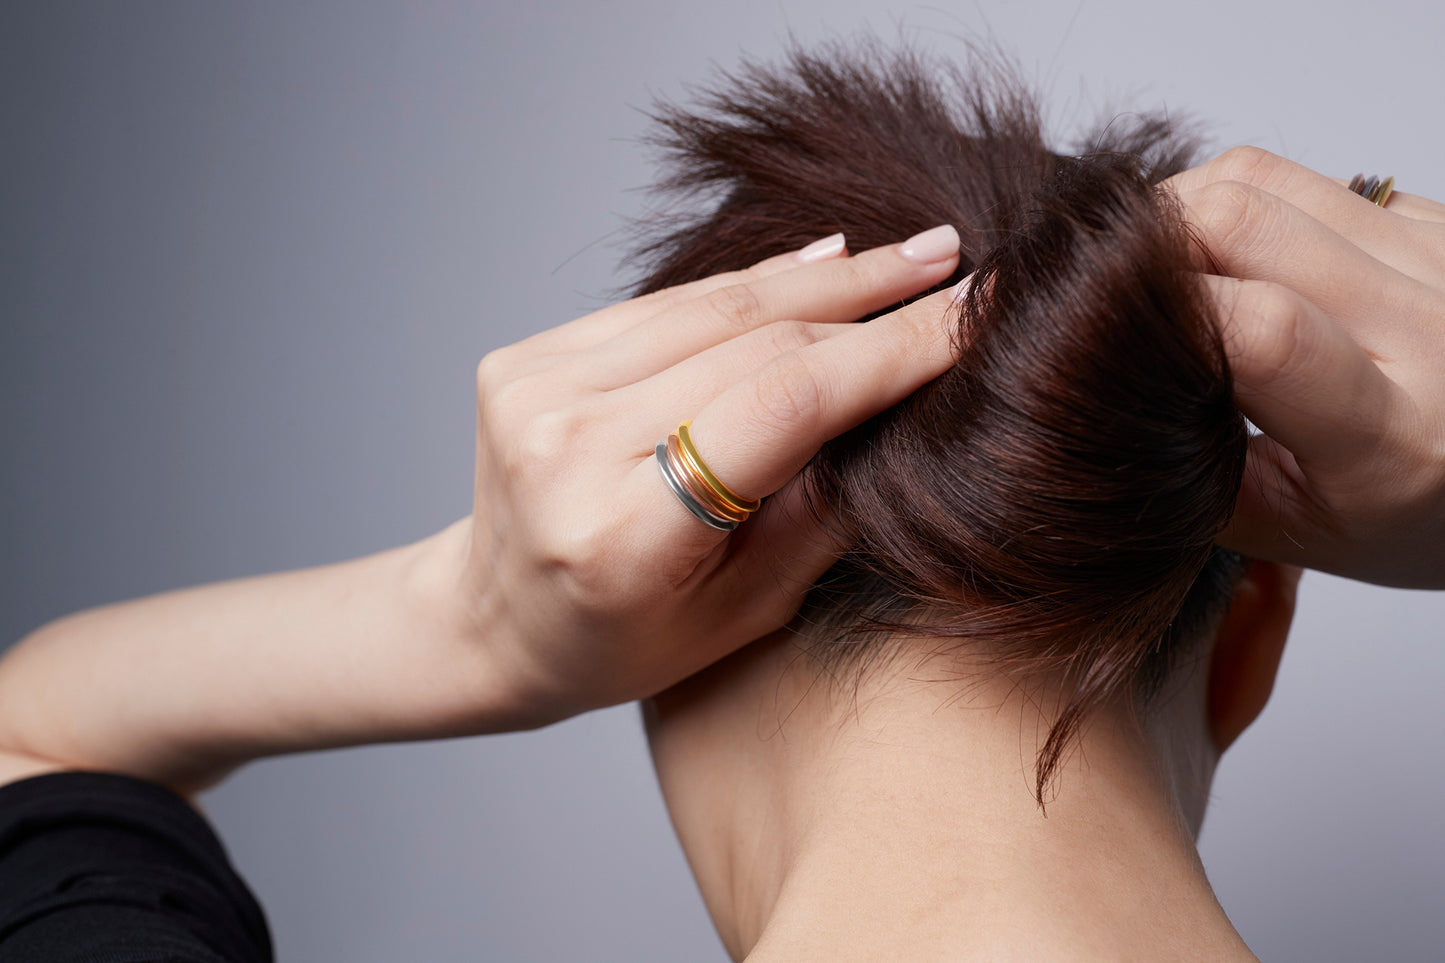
656;442;739;531
654;421;762;531
676;422;762;513
1349;172;1395;207
667;433;749;523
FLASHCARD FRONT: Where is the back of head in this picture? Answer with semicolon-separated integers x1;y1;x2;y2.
630;38;1247;798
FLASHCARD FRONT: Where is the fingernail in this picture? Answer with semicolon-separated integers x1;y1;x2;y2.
899;224;960;264
950;273;973;302
794;232;846;263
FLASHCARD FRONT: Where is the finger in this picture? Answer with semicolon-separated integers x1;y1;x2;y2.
509;235;850;360
585;225;962;390
1218;432;1317;564
696;471;848;657
607;319;853;440
1203;274;1405;472
633;279;966;511
1331;187;1445;226
1230;419;1445;589
1166;148;1445;289
1168;146;1445;226
1215;433;1401;583
1180;180;1440;352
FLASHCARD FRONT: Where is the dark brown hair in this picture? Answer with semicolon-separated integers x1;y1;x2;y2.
629;40;1246;799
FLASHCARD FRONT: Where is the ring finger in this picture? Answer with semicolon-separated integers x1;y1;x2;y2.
622;279;967;550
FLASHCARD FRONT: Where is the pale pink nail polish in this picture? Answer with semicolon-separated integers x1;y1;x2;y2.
794;232;846;263
951;274;974;302
899;224;960;264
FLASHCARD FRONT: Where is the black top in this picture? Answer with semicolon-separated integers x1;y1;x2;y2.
0;771;272;962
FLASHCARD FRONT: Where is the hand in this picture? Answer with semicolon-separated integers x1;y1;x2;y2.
1168;147;1445;588
0;228;959;793
459;227;963;728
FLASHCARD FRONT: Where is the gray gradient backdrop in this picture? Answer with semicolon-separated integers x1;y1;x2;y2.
4;2;1443;961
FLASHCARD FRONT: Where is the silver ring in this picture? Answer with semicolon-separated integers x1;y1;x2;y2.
655;442;739;531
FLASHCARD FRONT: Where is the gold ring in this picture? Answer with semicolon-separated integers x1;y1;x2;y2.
667;433;749;523
675;421;762;514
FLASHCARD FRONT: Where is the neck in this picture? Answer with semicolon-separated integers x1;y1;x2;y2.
645;631;1253;962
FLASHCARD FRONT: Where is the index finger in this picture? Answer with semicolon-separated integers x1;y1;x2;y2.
1176;178;1438;355
512;234;850;358
1168;146;1445;226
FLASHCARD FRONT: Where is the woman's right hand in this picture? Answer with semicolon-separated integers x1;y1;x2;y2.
1168;147;1445;589
455;228;964;730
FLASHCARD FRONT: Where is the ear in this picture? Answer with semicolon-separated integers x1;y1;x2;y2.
1206;560;1302;753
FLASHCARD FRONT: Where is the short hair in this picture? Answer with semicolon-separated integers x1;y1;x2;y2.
628;39;1247;799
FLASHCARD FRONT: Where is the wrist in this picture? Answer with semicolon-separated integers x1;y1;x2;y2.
401;517;544;735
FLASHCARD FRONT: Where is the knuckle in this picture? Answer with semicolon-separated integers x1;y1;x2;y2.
900;294;953;342
750;352;826;431
1209;145;1282;187
478;373;537;442
1238;282;1310;386
475;346;516;396
1193;180;1271;258
758;319;824;358
505;406;579;477
824;254;880;300
701;283;766;336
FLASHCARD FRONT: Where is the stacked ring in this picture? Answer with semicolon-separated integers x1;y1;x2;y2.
1349;173;1396;207
655;420;761;531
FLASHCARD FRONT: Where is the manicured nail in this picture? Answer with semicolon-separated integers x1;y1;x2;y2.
951;273;973;302
899;224;960;264
794;232;846;263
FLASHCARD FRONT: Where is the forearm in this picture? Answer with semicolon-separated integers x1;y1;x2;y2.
0;233;970;798
0;518;508;795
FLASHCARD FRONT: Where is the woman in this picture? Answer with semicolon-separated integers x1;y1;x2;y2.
1;46;1442;963
632;46;1443;959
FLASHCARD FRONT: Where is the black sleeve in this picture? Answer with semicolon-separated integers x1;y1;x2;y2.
0;771;273;963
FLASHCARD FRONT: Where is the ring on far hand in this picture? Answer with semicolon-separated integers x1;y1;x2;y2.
655;421;761;532
1349;173;1396;207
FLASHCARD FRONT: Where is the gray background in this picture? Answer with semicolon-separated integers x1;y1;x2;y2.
4;2;1443;960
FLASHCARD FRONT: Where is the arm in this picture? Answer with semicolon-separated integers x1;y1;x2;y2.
0;230;964;796
0;522;485;796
